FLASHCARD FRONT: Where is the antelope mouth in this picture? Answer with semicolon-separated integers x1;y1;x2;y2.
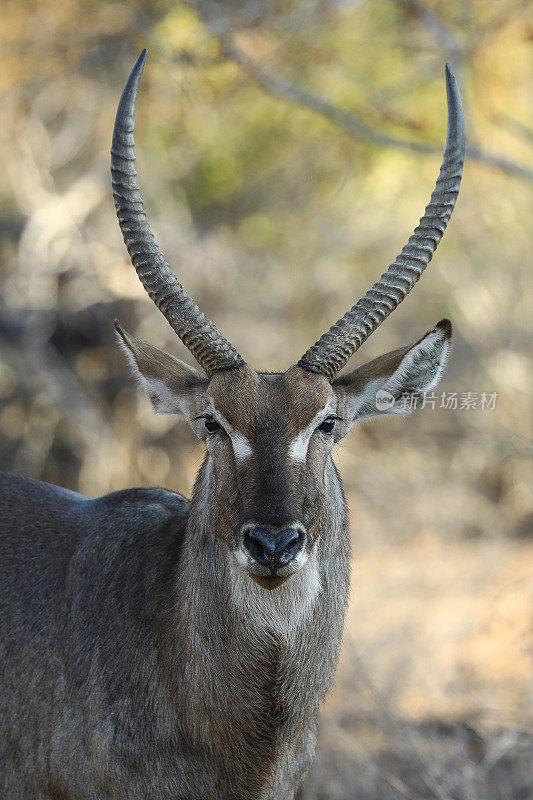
242;557;308;590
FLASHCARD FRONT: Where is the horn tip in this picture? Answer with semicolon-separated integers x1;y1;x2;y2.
443;62;465;151
130;48;148;83
113;49;148;141
444;62;459;100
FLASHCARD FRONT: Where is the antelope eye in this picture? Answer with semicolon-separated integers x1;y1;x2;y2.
318;416;336;434
204;416;222;434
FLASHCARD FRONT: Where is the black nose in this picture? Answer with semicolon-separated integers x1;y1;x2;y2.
243;527;304;570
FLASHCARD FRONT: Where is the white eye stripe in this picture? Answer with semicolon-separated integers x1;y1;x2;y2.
288;431;310;463
231;432;253;462
288;404;334;463
208;402;334;464
207;402;253;462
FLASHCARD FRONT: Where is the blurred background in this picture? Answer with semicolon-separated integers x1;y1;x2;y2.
0;1;531;797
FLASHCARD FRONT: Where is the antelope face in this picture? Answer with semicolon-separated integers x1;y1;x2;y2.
117;319;452;589
197;365;336;588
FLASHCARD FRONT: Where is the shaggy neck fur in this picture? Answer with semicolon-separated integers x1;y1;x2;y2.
168;453;351;799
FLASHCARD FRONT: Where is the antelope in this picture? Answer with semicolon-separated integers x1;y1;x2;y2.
0;50;464;800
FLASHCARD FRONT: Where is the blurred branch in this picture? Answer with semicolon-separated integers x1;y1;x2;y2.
401;0;463;59
189;0;533;183
497;114;533;145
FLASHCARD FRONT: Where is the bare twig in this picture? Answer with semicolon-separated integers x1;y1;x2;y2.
497;114;533;145
189;0;533;183
402;0;463;59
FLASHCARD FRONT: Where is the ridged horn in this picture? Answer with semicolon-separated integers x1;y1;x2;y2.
298;64;465;381
111;50;246;377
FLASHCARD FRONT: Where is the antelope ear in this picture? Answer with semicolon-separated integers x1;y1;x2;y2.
115;320;208;419
333;319;452;427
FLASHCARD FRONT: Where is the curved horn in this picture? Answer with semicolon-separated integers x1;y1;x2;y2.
111;50;246;377
298;64;465;381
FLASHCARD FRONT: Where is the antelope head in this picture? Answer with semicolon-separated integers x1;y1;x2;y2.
112;51;464;589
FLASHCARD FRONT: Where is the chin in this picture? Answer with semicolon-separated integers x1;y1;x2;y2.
249;573;290;590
